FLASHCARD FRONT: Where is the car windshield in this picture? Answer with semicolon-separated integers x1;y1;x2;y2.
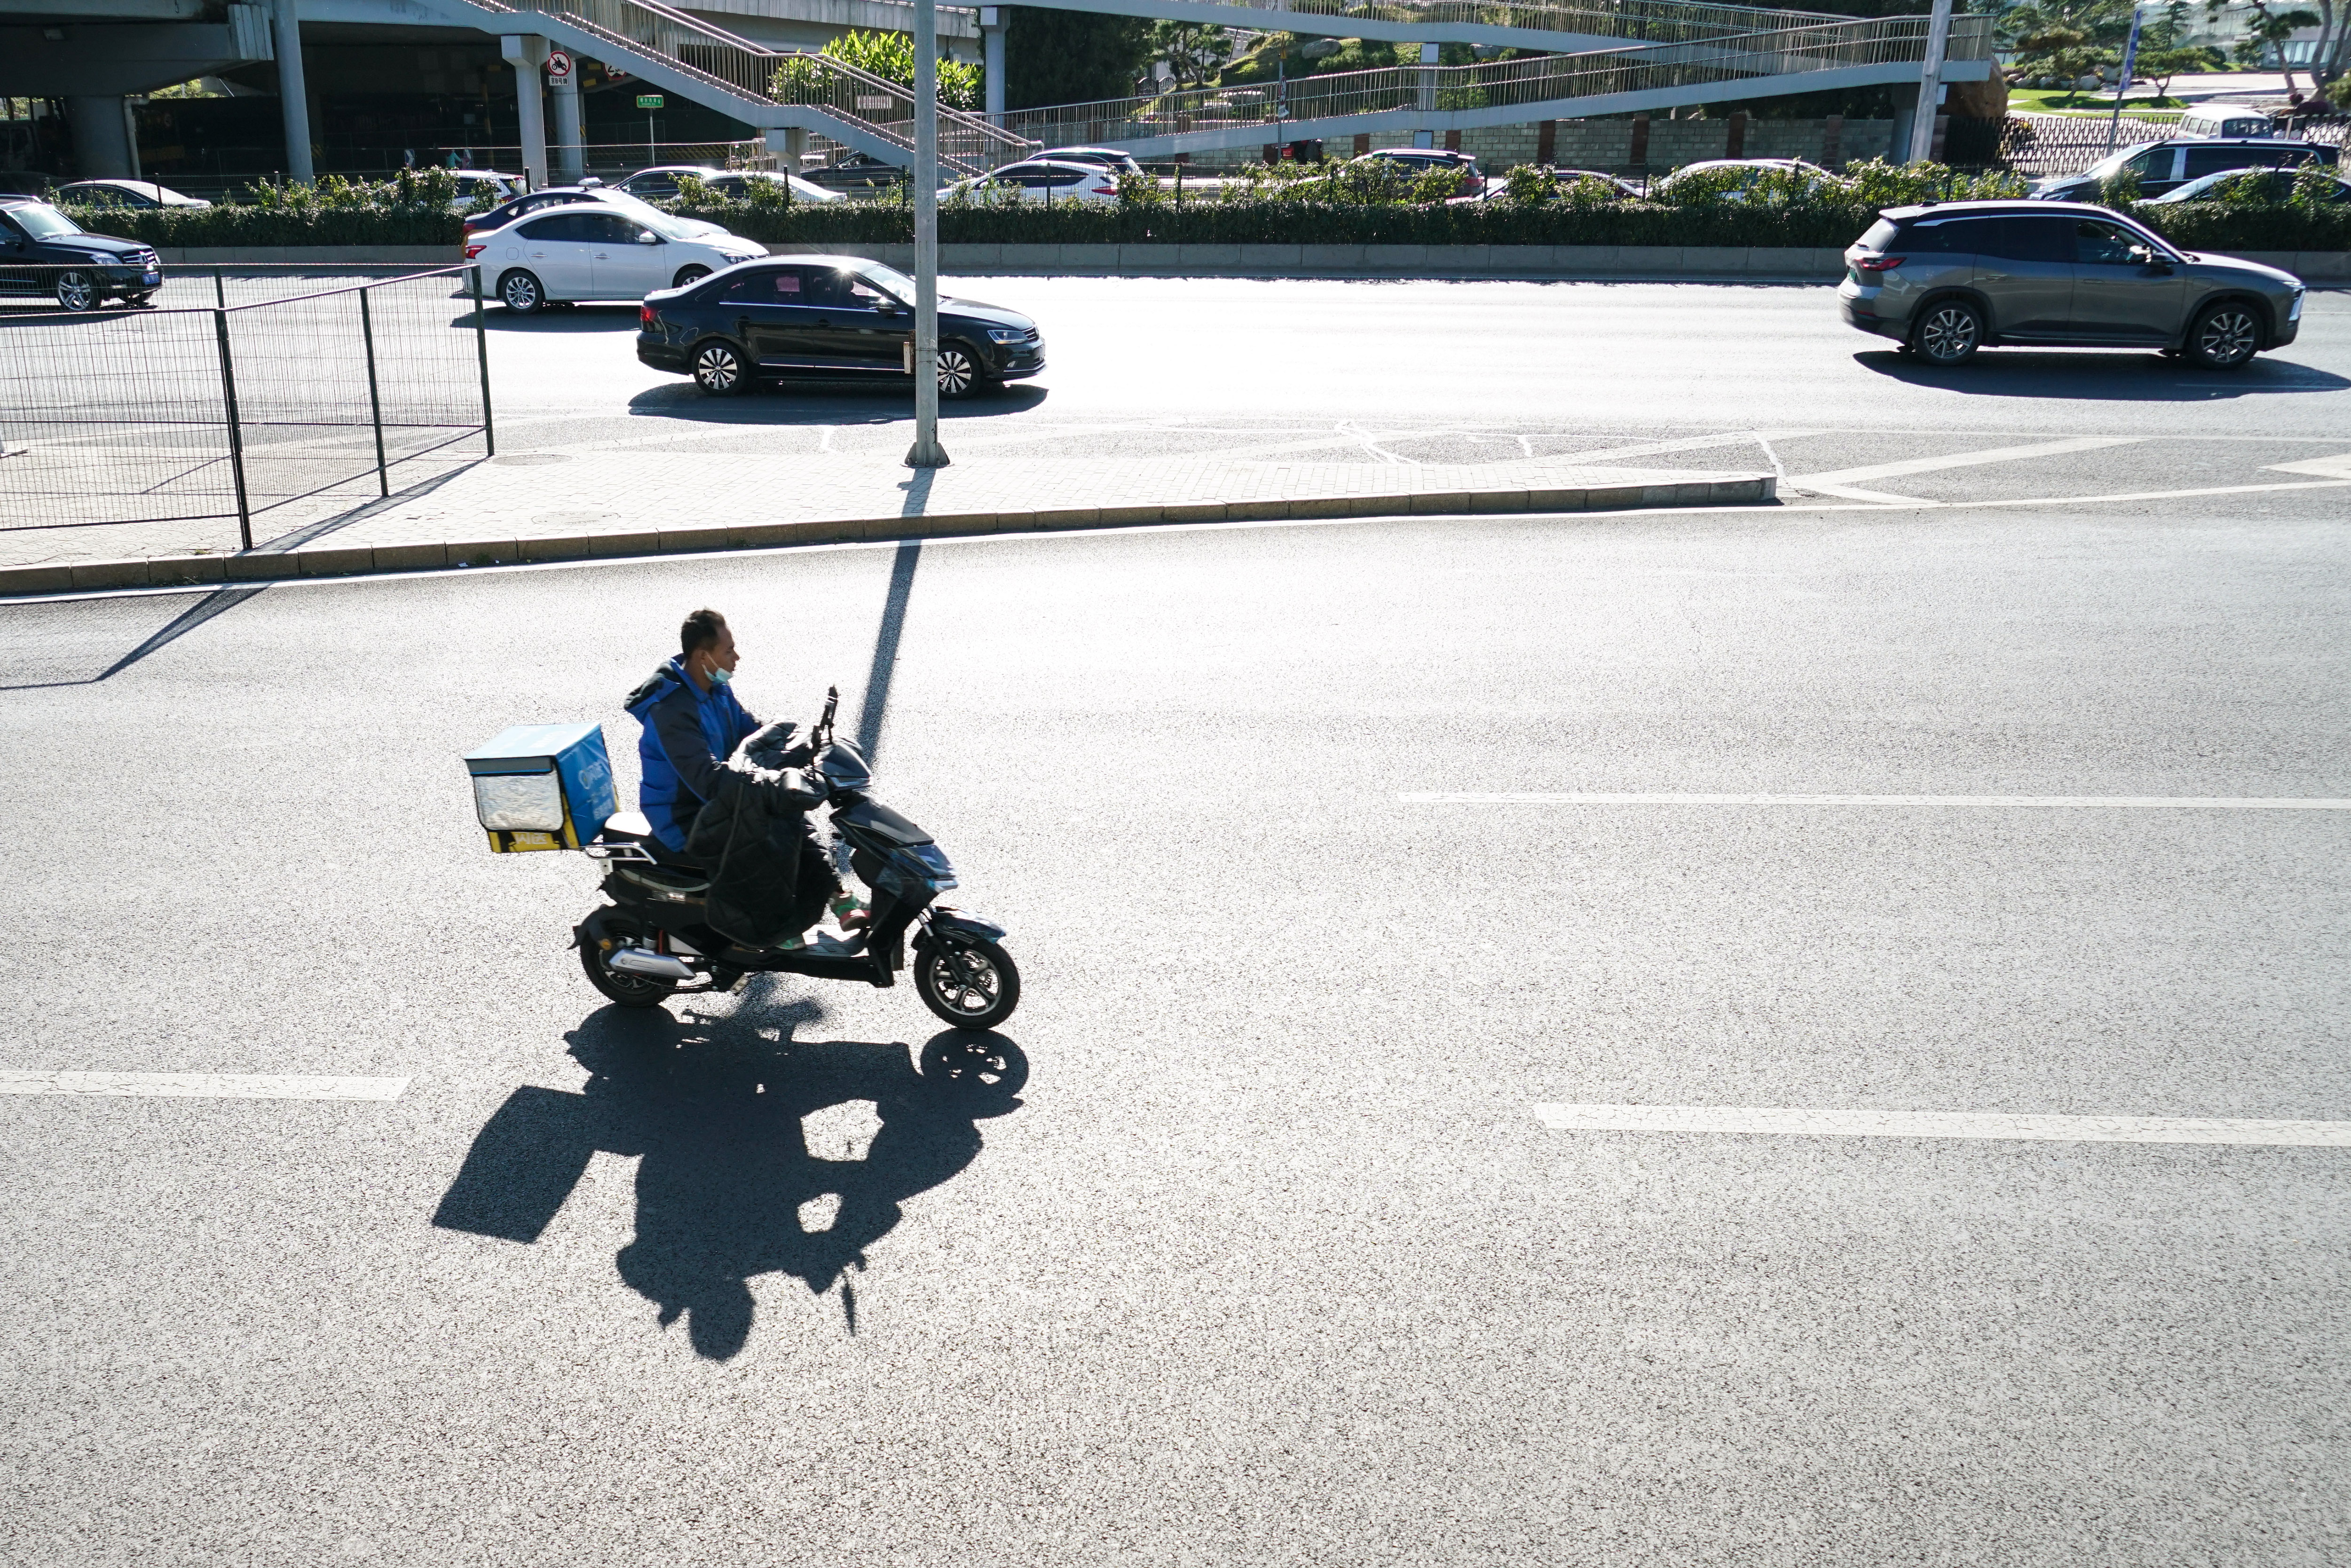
11;203;82;237
597;190;694;238
856;261;917;303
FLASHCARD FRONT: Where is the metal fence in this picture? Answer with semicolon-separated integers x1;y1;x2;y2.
0;266;492;556
1001;12;1993;147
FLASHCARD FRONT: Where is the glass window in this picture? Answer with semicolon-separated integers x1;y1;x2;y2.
1900;217;1997;254
9;203;82;238
2184;147;2260;178
2074;219;2141;265
1989;216;2072;263
518;213;588;241
2121;147;2170;180
1860;218;1901;250
854;262;915;302
717;269;811;304
836;271;898;308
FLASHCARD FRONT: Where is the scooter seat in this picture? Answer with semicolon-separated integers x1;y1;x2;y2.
600;810;705;871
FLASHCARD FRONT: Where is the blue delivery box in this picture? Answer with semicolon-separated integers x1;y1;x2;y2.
463;722;617;853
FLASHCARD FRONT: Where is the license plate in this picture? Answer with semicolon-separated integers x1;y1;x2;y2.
142;271;160;285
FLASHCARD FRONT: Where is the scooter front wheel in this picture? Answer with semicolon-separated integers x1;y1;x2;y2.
915;937;1020;1030
580;914;677;1009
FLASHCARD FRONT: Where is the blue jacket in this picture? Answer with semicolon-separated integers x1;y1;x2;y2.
625;657;760;851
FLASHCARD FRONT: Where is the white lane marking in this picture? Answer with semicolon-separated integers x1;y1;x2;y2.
1791;476;2351;512
2264;452;2351;479
1404;793;2351;809
1792;480;1936;504
1534;1103;2351;1147
0;1071;410;1100
1785;436;2141;494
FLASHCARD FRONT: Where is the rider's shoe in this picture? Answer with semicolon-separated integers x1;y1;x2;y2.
777;930;858;957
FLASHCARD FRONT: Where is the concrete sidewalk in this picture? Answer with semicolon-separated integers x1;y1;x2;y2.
0;444;1775;595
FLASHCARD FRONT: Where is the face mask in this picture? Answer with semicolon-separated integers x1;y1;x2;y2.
708;664;732;686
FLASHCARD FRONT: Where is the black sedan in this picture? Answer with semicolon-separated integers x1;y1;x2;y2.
637;255;1044;399
0;197;162;308
798;154;907;194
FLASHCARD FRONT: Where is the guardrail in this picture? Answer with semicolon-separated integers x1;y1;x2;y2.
1033;0;1855;44
467;0;1033;177
1005;13;1990;147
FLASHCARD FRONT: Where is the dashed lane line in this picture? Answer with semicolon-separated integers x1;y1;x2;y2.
1534;1103;2351;1147
1404;793;2351;809
0;1071;410;1100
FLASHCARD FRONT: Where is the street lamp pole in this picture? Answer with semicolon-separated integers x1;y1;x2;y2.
905;0;950;468
1905;0;1954;164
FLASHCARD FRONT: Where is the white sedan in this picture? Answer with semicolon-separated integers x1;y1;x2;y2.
467;207;768;312
940;158;1125;205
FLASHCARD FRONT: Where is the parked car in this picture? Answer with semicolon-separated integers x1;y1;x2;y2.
940;158;1123;204
466;206;768;312
0;196;162;309
1033;146;1147;180
55;179;211;209
611;164;843;204
2143;165;2351;204
636;254;1044;399
2030;137;2336;201
1651;158;1830;200
1838;199;2304;370
2174;102;2277;139
1449;166;1640;203
461;185;732;247
1350;147;1485;196
800;153;908;193
451;170;526;203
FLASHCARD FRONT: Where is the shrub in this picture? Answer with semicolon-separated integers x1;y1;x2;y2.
1503;163;1555;205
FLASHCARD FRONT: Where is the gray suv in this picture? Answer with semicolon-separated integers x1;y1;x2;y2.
1838;201;2305;370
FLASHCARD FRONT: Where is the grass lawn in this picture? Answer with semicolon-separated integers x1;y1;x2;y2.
2007;87;2189;114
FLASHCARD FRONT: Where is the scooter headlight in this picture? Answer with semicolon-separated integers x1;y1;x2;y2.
906;843;959;890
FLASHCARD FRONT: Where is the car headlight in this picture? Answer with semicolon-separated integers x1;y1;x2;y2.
2290;289;2305;322
985;326;1030;343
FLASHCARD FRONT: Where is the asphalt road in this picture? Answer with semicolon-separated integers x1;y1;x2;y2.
3;282;2349;1566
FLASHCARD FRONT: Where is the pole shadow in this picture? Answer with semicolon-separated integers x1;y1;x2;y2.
432;1003;1027;1360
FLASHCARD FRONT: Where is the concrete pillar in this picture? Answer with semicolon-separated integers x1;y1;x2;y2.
981;6;1005;121
273;0;311;183
501;35;549;189
65;95;136;178
1411;41;1436;147
551;70;584;183
764;126;808;174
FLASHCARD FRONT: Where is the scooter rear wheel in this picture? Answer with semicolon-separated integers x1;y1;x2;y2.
915;937;1019;1030
580;914;677;1009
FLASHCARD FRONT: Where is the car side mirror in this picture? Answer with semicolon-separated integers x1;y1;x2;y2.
637;231;661;244
2129;244;2170;272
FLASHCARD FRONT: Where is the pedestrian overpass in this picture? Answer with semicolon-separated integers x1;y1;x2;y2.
374;0;1988;180
12;0;1990;183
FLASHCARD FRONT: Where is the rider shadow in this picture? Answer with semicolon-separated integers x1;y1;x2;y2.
432;999;1027;1360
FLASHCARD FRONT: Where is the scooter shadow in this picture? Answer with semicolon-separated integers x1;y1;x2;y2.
432;999;1027;1360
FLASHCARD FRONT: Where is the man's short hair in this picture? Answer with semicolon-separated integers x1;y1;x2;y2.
680;608;728;659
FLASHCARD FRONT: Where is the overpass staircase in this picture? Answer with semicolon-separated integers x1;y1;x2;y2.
442;0;1990;172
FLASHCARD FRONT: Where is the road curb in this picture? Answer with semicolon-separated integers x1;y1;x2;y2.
0;473;1775;598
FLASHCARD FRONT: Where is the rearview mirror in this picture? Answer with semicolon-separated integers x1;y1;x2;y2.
637;230;661;244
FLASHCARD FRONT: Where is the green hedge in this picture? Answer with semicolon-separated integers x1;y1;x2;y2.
673;197;2351;252
63;204;463;247
66;196;2351;254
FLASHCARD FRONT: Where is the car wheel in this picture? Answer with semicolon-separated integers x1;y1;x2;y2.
1910;299;1983;365
2184;300;2261;370
693;339;748;396
498;269;545;314
936;341;983;400
53;270;100;311
671;264;711;289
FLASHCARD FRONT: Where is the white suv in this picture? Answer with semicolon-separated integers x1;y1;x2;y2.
468;207;768;312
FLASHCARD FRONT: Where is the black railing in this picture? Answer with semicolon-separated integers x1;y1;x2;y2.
0;264;494;553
